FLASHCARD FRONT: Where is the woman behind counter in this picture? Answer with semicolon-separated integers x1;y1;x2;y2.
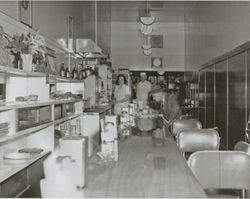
113;74;131;115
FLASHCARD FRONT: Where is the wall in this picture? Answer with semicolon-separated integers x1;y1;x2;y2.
110;21;185;71
184;1;250;71
97;1;111;55
0;1;18;20
0;1;95;45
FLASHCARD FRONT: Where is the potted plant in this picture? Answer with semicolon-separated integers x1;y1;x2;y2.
6;30;45;71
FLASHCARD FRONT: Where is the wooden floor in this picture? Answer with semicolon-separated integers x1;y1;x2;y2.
82;132;206;198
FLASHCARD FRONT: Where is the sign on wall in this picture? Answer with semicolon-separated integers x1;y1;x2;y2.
151;35;163;48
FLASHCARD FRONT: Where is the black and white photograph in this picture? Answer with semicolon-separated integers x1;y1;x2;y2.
0;0;250;198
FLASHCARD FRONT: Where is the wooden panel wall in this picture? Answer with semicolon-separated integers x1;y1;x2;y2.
199;43;250;149
205;65;215;128
215;60;228;148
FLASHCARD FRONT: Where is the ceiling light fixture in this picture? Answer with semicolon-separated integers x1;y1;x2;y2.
139;1;156;35
142;35;152;56
140;17;155;35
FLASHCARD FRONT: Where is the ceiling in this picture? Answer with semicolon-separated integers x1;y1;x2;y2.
110;1;196;22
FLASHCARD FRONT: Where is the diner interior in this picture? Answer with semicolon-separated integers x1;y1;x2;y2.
0;0;250;198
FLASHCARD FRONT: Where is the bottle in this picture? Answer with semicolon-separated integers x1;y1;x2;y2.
60;63;65;77
65;67;70;78
71;67;75;79
78;70;83;80
73;68;78;79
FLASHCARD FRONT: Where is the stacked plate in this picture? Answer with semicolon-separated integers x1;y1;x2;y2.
0;122;9;137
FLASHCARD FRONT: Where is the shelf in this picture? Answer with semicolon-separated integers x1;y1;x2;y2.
0;122;54;145
48;75;84;84
0;101;53;111
52;98;82;105
0;99;82;111
0;65;47;78
181;106;198;109
54;113;82;125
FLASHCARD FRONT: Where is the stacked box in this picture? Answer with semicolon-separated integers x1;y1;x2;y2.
101;140;118;161
129;103;135;126
120;107;129;125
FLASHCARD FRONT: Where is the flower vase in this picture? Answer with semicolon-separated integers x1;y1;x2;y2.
21;54;33;71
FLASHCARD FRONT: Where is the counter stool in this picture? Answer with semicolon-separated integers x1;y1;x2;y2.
177;128;220;159
188;151;250;198
234;141;250;198
171;119;202;138
234;141;250;155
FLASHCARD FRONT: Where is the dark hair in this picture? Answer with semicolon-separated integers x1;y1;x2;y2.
116;74;127;85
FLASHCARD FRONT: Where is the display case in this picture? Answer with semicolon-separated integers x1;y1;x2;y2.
54;104;63;120
17;105;52;131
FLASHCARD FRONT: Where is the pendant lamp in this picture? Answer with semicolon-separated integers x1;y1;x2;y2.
142;35;152;56
139;0;155;35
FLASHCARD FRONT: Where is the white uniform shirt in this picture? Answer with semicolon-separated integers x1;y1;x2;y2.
136;80;152;107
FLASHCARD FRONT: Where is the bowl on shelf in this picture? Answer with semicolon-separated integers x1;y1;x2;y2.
4;152;31;160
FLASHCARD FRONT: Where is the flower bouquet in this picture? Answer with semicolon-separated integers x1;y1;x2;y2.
6;30;46;71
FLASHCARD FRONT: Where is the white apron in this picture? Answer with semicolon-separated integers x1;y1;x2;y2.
114;84;130;115
136;81;152;108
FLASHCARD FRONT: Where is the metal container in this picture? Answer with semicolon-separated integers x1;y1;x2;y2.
135;114;159;132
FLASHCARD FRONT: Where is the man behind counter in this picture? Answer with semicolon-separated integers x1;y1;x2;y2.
136;72;152;108
148;89;182;124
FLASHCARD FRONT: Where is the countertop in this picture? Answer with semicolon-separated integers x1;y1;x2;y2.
82;134;206;198
83;104;112;115
40;129;206;198
0;150;51;183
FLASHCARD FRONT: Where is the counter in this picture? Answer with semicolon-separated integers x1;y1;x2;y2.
37;126;206;198
82;129;206;198
83;104;112;115
82;104;112;157
0;151;50;183
0;151;50;197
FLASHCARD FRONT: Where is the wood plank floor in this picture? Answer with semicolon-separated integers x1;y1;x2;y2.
82;132;206;198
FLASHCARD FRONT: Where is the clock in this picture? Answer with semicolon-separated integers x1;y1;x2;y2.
151;57;163;68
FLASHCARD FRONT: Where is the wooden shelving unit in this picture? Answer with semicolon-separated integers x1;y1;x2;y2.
54;113;82;125
0;99;82;111
48;74;84;84
0;122;54;145
0;65;47;78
